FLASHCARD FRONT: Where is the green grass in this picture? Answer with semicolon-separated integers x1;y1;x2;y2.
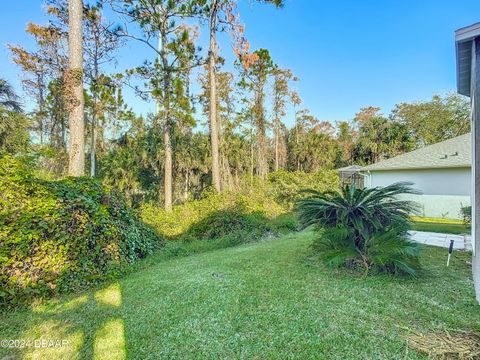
1;231;479;359
411;221;470;235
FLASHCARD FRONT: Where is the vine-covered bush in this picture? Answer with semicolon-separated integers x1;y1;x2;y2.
0;156;162;306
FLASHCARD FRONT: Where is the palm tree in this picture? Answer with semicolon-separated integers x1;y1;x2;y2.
296;182;422;275
0;78;21;112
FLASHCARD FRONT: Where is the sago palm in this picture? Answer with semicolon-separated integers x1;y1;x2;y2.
296;182;422;275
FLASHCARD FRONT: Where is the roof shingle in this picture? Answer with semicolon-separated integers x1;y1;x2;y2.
362;133;471;171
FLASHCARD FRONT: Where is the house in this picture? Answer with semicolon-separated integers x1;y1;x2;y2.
455;22;479;302
361;133;471;220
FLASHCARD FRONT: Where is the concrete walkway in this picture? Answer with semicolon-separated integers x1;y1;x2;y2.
408;230;472;251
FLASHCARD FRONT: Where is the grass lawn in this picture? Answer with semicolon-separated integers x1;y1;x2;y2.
1;231;479;359
411;221;470;235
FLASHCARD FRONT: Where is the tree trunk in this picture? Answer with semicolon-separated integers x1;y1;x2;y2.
184;170;189;201
255;83;268;180
90;65;98;177
209;2;221;192
90;112;96;176
67;0;85;176
90;26;100;177
274;116;279;171
250;127;254;185
161;31;173;211
37;72;45;145
295;109;300;171
164;117;173;211
62;117;67;151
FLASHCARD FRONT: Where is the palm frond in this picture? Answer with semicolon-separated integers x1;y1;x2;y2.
367;229;422;275
0;78;22;112
298;182;422;276
312;226;359;268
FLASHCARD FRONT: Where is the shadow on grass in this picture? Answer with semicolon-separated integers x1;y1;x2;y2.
1;282;126;359
1;233;479;359
0;211;298;359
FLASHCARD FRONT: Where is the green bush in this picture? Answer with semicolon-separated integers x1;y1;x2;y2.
140;170;338;241
140;183;301;256
268;213;299;232
0;156;162;306
180;210;272;242
141;188;286;240
267;169;339;207
0;109;30;155
296;182;422;275
146;211;298;262
314;226;421;275
461;205;472;226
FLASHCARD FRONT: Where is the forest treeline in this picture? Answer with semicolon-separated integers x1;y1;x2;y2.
0;0;471;209
0;0;474;305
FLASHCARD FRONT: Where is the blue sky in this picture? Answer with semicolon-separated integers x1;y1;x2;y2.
1;0;480;127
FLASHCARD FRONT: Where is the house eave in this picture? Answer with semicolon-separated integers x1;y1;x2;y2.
456;23;480;97
363;165;471;172
456;22;480;42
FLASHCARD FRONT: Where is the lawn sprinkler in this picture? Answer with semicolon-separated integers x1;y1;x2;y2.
446;239;454;267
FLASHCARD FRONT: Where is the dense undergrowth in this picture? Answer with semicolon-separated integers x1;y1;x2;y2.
141;169;339;240
0;155;339;307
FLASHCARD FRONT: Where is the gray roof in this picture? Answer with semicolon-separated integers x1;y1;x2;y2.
362;133;471;171
455;23;480;97
337;165;362;172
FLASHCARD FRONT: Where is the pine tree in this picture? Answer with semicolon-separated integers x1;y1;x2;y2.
67;0;85;176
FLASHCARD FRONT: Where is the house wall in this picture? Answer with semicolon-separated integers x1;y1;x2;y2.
366;167;471;219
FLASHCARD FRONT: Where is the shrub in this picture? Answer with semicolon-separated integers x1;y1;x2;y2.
140;170;339;240
0;156;162;306
296;182;422;275
140;184;300;255
181;210;272;242
267;169;340;207
461;205;472;226
0;109;30;155
141;188;286;240
152;210;298;260
269;213;299;232
314;226;421;275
